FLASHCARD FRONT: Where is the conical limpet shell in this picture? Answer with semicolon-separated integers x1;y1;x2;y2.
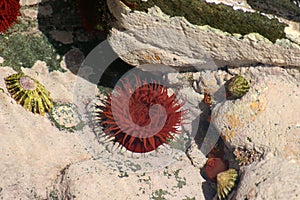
5;72;53;115
217;168;238;200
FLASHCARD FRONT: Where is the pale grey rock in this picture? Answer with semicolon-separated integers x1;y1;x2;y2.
50;30;73;44
186;140;208;169
0;65;92;199
206;0;253;12
236;154;300;199
20;0;43;6
211;67;300;163
192;70;232;102
53;155;207;200
107;0;300;68
168;73;204;134
22;9;38;19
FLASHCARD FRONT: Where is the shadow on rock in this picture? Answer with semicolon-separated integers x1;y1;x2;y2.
201;180;216;200
37;0;111;77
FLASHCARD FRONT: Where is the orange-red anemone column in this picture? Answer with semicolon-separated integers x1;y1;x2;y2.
99;76;184;153
205;157;229;181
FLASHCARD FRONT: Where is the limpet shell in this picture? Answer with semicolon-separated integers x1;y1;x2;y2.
5;72;53;115
217;168;238;200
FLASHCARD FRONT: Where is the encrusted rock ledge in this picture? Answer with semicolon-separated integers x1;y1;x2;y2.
107;0;300;68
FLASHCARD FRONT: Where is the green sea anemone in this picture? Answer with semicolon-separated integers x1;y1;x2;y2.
49;103;84;132
226;75;250;99
5;72;53;115
217;169;238;200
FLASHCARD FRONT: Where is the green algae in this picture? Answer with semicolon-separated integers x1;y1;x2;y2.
121;0;287;43
4;18;37;35
247;0;300;22
0;34;63;72
95;0;115;31
49;103;84;132
151;189;170;200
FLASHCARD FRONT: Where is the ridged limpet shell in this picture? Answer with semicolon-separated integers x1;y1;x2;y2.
5;72;53;115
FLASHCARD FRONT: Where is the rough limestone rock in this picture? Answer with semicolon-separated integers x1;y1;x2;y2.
53;155;208;200
236;154;300;199
107;0;300;68
0;63;93;199
0;63;211;200
20;0;42;6
211;67;300;164
1;0;300;199
183;66;300;199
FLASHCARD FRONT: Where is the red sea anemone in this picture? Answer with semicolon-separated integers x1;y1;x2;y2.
98;75;184;153
205;157;229;181
0;0;21;33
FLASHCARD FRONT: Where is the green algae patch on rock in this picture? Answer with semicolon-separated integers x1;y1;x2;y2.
0;34;63;72
4;17;37;35
247;0;300;22
49;103;84;132
121;0;287;43
95;0;115;32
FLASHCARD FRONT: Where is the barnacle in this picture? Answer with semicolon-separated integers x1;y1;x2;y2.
225;75;250;99
49;103;84;132
217;169;238;200
4;72;53;115
233;146;262;166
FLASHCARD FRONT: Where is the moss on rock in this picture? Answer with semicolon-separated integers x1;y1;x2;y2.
121;0;287;43
247;0;300;22
0;34;62;72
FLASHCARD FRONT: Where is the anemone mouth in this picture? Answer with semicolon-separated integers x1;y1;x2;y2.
98;76;184;153
0;0;21;33
4;73;53;115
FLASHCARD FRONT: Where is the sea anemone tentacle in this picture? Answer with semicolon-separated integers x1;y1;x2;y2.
97;75;184;153
0;0;21;33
